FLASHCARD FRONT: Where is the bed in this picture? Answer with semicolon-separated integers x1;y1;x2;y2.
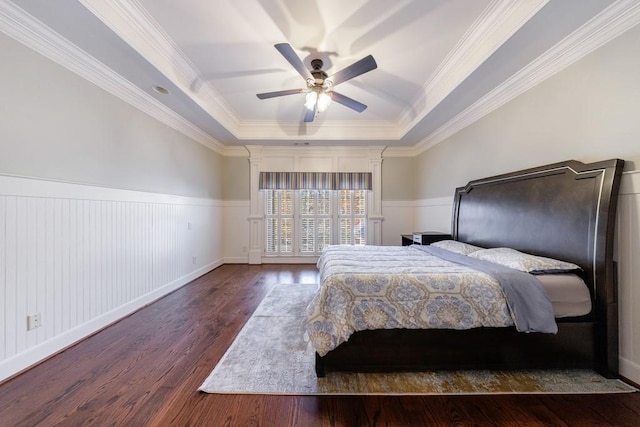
306;159;625;378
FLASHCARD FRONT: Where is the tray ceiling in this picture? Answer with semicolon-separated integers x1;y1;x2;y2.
1;0;639;152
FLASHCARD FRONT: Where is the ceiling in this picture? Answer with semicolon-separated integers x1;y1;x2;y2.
2;0;639;152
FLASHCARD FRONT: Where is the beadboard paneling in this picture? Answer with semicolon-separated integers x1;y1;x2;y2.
0;175;224;382
413;196;454;234
617;171;640;383
222;201;250;263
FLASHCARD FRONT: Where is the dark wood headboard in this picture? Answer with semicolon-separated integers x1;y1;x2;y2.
452;159;624;372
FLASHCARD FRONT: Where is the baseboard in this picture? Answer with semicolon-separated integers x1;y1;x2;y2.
223;256;249;264
619;356;640;385
261;256;318;264
0;259;223;384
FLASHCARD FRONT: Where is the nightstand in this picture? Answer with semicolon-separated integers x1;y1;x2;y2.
402;231;452;246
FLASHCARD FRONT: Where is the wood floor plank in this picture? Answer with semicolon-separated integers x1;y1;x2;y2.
0;264;638;426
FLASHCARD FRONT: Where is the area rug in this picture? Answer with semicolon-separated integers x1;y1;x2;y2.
199;284;637;395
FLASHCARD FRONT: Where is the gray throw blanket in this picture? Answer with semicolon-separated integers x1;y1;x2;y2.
415;245;558;334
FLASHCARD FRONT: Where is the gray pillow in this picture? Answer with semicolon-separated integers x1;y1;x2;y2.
430;240;483;255
469;247;581;274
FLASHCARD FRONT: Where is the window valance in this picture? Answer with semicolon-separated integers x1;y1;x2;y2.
259;172;372;190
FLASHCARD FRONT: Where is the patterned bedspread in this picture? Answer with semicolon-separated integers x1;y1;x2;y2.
305;245;514;356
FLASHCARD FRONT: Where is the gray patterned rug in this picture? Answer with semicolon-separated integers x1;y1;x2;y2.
199;283;636;395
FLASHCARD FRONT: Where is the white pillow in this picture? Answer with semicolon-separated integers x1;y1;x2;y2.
430;240;484;255
468;247;581;274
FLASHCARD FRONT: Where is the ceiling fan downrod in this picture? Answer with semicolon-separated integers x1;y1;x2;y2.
308;59;329;88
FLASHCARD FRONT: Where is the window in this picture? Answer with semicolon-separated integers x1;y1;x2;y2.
299;190;332;254
264;189;367;256
264;190;293;254
339;189;367;245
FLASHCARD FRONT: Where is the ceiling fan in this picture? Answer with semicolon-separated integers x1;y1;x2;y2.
256;43;377;122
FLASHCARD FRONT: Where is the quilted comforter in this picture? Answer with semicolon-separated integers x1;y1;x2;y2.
306;245;516;356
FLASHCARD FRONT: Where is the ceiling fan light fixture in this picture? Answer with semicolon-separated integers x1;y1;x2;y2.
317;91;332;112
304;89;332;112
304;91;318;110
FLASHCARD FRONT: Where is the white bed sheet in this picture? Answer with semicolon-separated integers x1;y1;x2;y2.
537;274;591;317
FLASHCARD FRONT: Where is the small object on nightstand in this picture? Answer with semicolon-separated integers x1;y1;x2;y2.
413;231;451;245
409;231;452;245
401;234;414;246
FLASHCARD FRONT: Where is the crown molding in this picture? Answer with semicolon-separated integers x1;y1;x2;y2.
413;0;640;156
382;145;422;158
237;119;400;140
78;0;241;136
239;120;399;140
396;0;549;134
222;145;251;157
0;0;225;154
250;144;386;158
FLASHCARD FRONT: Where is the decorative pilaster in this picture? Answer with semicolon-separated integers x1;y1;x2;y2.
368;147;385;245
246;145;263;264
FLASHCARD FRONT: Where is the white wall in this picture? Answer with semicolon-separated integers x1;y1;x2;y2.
0;175;223;382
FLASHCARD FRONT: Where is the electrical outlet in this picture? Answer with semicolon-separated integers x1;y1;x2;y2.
188;221;192;230
27;313;42;330
192;256;197;265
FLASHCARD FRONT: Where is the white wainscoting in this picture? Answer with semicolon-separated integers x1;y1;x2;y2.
616;170;640;384
222;200;250;263
381;197;453;246
0;175;224;382
413;196;455;234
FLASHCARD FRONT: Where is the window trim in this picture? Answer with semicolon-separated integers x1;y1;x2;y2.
246;146;384;264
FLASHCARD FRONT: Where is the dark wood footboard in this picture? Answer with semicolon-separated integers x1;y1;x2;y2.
315;321;611;378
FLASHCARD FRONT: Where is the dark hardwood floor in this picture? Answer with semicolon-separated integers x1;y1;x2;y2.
1;264;639;426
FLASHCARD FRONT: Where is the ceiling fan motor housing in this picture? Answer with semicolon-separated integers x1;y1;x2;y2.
310;59;328;86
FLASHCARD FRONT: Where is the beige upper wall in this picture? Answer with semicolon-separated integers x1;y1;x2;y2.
415;23;640;199
222;156;250;200
381;157;414;201
0;32;223;199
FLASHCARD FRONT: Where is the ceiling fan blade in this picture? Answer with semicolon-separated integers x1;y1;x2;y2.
303;106;316;122
303;108;316;122
328;55;377;86
274;43;311;81
331;91;367;113
256;88;305;99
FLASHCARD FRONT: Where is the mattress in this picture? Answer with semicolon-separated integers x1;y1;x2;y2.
537;274;591;317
